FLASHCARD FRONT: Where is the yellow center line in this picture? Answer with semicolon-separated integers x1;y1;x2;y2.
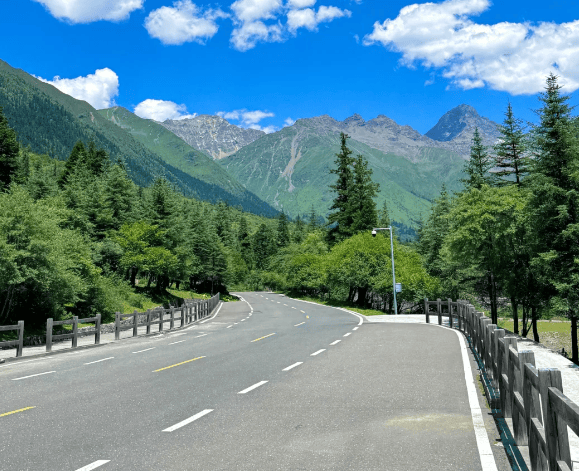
251;333;276;343
153;356;205;372
0;406;36;417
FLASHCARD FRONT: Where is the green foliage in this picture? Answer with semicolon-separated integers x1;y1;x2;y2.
0;106;19;189
462;127;496;190
493;103;529;185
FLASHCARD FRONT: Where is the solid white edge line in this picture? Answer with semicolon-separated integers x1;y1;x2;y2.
311;349;326;356
330;340;341;345
132;347;155;353
200;301;224;324
75;460;110;470
343;333;351;337
168;340;186;345
238;380;268;394
294;322;305;327
84;357;114;365
162;409;214;432
283;362;303;371
11;371;56;381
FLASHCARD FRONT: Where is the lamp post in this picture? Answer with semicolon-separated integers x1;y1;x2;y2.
371;227;398;315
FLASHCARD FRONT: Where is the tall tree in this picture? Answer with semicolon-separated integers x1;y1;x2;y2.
327;132;355;244
292;215;306;244
377;200;391;228
493;103;529;186
0;107;19;189
527;73;579;363
276;211;291;248
462;128;496;190
59;141;86;188
349;154;380;234
307;205;319;232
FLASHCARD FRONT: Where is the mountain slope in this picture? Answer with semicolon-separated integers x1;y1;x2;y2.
161;115;265;159
98;107;277;215
0;59;278;217
219;117;465;228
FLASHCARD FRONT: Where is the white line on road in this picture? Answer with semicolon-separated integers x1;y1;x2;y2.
168;340;186;345
353;327;359;331
277;302;281;304
12;371;56;381
284;304;288;306
241;319;246;321
283;362;303;371
330;340;341;345
162;409;214;432
200;302;224;324
238;381;268;394
311;349;326;356
300;310;305;313
234;322;239;325
75;460;110;470
343;333;351;337
84;357;114;365
132;347;155;354
227;325;233;328
195;334;208;338
294;322;305;326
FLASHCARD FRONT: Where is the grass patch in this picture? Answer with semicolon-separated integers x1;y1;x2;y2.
497;319;571;335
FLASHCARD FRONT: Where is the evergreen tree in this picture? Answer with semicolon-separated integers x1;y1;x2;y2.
238;216;253;267
349;154;380;233
276;211;291;248
59;141;86;188
462;128;496;190
307;205;319;232
327;132;355;243
378;200;391;228
293;215;306;243
494;103;529;186
0;107;19;189
527;73;579;363
252;223;276;269
13;146;30;185
85;141;109;176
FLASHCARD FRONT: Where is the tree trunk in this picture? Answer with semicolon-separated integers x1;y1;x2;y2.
522;305;529;337
511;295;519;334
489;272;498;325
357;287;367;307
175;280;180;290
572;315;578;366
348;287;355;303
130;267;137;287
532;306;539;342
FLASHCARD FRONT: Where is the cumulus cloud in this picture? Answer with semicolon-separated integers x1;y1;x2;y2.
217;108;277;132
36;68;119;109
363;0;579;95
287;5;350;32
284;117;296;126
33;0;143;23
230;0;351;50
145;1;227;45
134;99;197;121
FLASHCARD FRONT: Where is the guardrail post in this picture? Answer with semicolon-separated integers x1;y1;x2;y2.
437;298;442;325
458;301;463;331
181;305;185;327
447;298;453;328
16;320;24;357
132;310;138;337
95;314;101;345
170;307;175;330
513;350;534;445
146;309;151;335
480;317;491;366
46;318;53;352
492;329;505;389
485;324;496;373
72;316;78;348
541;368;571;470
500;337;517;417
115;312;121;340
424;298;429;323
159;308;164;331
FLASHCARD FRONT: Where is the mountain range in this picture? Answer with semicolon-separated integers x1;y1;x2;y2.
0;57;503;234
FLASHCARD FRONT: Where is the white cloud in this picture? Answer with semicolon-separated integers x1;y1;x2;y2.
36;68;119;109
217;108;276;131
230;0;351;50
33;0;143;23
284;117;296;126
364;0;579;95
145;1;227;45
134;99;197;121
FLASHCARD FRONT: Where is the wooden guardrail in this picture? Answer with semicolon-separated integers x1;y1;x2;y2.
0;294;221;358
0;321;24;357
424;297;577;470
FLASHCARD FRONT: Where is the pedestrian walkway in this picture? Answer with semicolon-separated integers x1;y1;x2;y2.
365;313;579;468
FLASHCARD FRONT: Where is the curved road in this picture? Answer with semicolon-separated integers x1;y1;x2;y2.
0;292;507;470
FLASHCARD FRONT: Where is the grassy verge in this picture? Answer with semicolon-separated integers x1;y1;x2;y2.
280;293;387;317
497;319;572;354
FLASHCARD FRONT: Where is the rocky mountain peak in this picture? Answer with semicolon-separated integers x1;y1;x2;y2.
342;113;365;126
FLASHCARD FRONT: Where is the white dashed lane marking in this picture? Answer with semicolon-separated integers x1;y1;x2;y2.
330;340;341;345
294;322;305;327
311;349;326;356
132;348;155;354
343;333;351;337
168;340;186;345
163;409;214;432
11;371;56;381
353;327;359;331
283;362;303;371
75;460;110;470
238;381;268;394
84;357;114;365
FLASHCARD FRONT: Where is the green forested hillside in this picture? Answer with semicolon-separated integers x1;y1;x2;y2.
219;121;465;229
0;59;278;217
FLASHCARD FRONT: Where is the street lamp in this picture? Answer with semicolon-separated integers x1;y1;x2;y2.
371;227;398;315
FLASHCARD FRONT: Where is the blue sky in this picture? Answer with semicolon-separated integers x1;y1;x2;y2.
1;0;578;134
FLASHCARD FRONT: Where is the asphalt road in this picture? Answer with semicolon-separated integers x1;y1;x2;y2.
0;292;506;470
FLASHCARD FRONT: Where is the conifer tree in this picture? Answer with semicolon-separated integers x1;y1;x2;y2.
378;200;391;228
59;141;86;187
350;154;379;233
276;211;290;248
307;205;319;232
462;128;495;190
293;215;306;243
327;132;355;243
494;103;528;186
0;107;19;189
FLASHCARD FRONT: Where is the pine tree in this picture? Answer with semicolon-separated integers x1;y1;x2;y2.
377;200;391;228
307;205;319;232
0;106;19;189
327;132;355;243
462;128;496;190
350;154;380;233
13;146;30;185
494;103;528;185
59;141;86;187
293;215;306;243
276;211;290;248
238;216;253;267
